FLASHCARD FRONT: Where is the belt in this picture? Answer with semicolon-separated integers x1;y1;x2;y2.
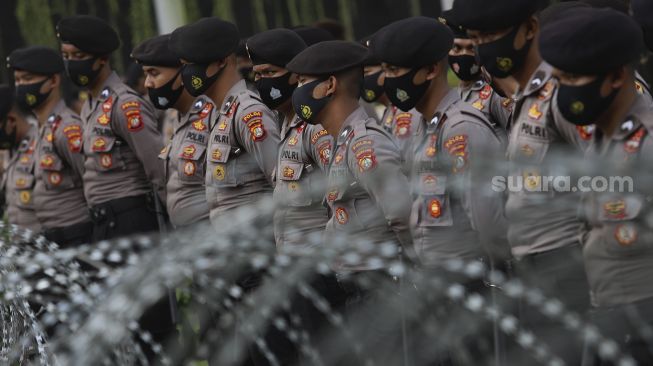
42;220;93;247
88;194;152;223
518;244;582;267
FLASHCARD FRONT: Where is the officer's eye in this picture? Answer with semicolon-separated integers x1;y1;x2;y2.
452;45;461;52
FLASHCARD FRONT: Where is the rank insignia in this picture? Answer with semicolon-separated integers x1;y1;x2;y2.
429;199;441;218
46;133;53;143
97;113;110;125
538;81;555;101
472;99;485;111
218;120;228;131
288;136;298;146
183;161;196;176
213;164;226;181
528;103;542;120
100;153;113;168
48;172;62;186
614;223;637;246
192;120;207;131
335;207;349;225
40;155;55;168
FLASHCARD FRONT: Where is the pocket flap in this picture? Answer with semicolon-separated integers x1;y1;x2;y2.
178;143;207;161
597;195;643;222
208;144;230;163
279;161;304;181
39;153;64;171
90;136;116;153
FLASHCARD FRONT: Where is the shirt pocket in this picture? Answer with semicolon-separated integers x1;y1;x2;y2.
277;161;311;207
206;143;237;187
177;144;206;182
89;136;123;172
40;158;76;190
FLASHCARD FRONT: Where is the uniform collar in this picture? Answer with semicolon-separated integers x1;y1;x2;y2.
89;71;121;109
520;61;554;98
219;80;247;114
46;99;68;124
188;95;211;115
610;93;652;141
336;106;368;145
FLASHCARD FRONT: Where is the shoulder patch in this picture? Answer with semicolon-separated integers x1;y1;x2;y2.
64;124;83;153
310;129;329;144
242;111;263;123
395;113;413;137
125;109;144;132
351;139;374;152
444;134;468;173
356;149;377;173
120;101;140;110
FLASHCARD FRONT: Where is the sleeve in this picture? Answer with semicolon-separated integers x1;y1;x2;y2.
550;89;592;152
113;95;167;200
489;92;513;132
348;132;415;257
236;102;281;185
305;124;333;172
55;116;85;178
441;119;511;262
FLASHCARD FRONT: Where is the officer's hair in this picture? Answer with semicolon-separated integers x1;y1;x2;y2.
334;66;363;98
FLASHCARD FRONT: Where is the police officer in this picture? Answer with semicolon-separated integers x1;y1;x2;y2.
287;39;413;364
539;8;653;364
0;85;41;232
169;18;280;226
362;36;424;166
246;28;333;253
7;46;91;246
440;10;513;133
56;15;166;241
131;34;211;228
372;16;509;268
452;0;591;362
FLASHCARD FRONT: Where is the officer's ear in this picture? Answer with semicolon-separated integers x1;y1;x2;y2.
424;60;445;81
325;75;337;97
524;15;538;41
51;74;61;89
606;66;628;90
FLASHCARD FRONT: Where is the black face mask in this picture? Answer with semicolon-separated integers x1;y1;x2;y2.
292;78;331;125
16;79;52;110
384;68;430;112
148;70;183;110
361;71;384;103
255;72;296;110
448;54;481;82
181;63;221;97
65;58;101;87
0;121;17;150
239;66;254;83
556;76;617;126
476;25;532;78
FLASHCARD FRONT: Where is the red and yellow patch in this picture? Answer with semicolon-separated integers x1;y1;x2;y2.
472;99;485;111
100;153;113;168
351;139;373;152
327;189;339;202
125;109;144;132
356;150;377;173
425;134;437;158
283;166;295;178
192;120;207;131
120;101;140;110
395;115;412;137
40;154;55;168
310;129;329;144
624;128;646;154
614;223;637;246
200;102;214;118
429;199;442;218
242;111;263;123
217;120;228;131
334;152;344;165
92;137;107;152
335;207;349;225
576;125;594;141
247;119;267;141
318;141;331;165
213;164;226;181
444;135;468;173
102;96;113;113
288;136;298;146
48;172;62;186
67;133;82;153
46;133;53;143
603;200;626;220
479;84;492;100
538;81;555;101
211;148;222;161
181;145;196;159
183;161;196;176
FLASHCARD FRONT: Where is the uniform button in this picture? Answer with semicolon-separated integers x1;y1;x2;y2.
100;208;106;215
109;221;115;228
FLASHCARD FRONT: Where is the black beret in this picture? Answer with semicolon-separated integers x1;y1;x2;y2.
539;7;644;75
632;0;653;51
169;17;239;63
286;40;368;76
292;26;335;46
439;9;467;38
246;28;307;67
371;16;453;68
0;84;13;121
360;34;381;66
56;15;120;55
581;0;628;13
7;46;64;75
131;34;180;67
540;1;589;26
451;0;539;31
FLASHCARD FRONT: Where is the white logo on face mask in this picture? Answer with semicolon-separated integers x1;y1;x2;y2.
270;87;282;100
158;97;169;107
470;64;480;74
